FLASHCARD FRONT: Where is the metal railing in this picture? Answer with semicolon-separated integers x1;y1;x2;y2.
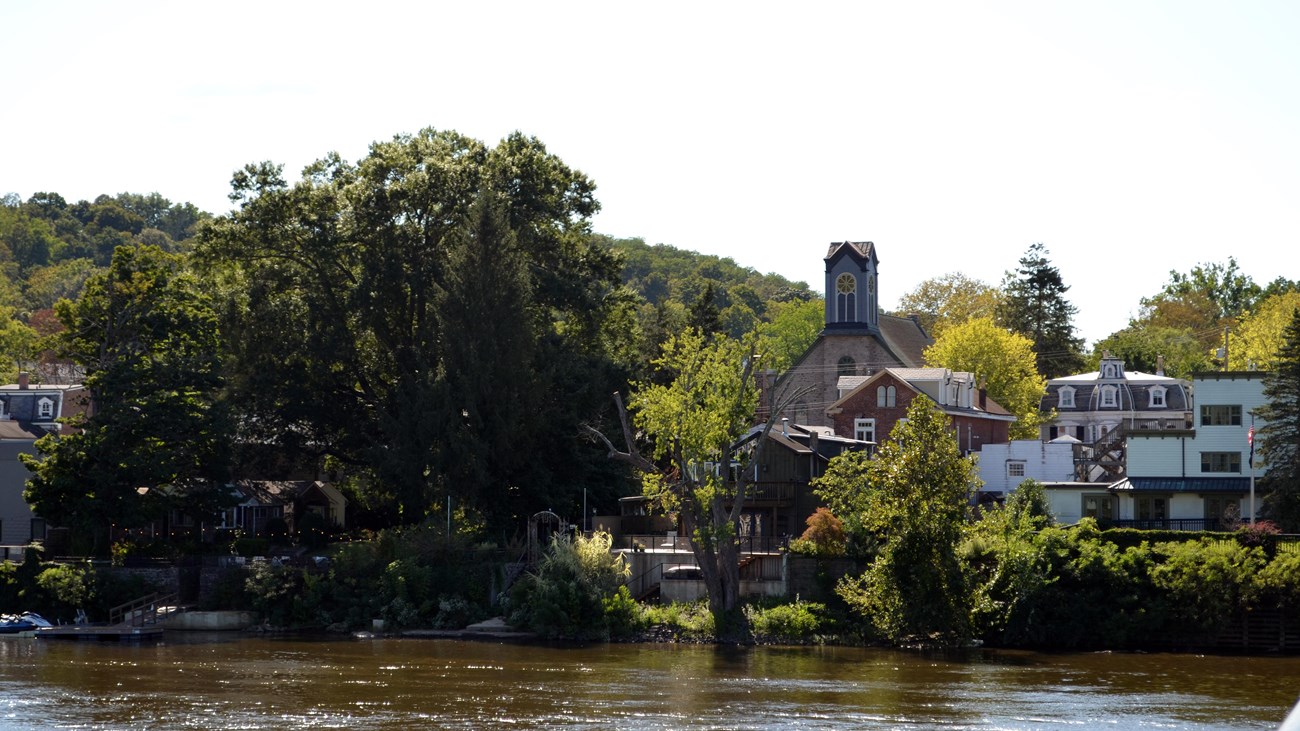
617;534;788;554
109;592;182;628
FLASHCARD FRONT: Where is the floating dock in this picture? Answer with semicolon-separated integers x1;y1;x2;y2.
38;624;163;641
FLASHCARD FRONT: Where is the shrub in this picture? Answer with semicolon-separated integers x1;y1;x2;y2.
744;597;828;641
789;508;847;557
509;531;630;639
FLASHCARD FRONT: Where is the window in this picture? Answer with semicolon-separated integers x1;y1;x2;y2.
29;518;45;542
1007;461;1026;478
1082;494;1114;521
1058;387;1075;408
1201;405;1242;426
1099;385;1118;408
1201;452;1242;473
37;398;54;419
886;386;896;407
837;356;856;377
854;418;875;443
835;273;856;322
1135;497;1168;521
876;386;886;407
1149;387;1166;408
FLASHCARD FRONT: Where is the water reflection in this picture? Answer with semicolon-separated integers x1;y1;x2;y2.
0;636;1294;729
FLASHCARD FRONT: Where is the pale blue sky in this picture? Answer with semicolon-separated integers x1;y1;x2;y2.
4;1;1298;346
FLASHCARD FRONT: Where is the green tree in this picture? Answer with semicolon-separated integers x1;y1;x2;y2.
754;298;822;374
996;243;1084;378
1089;322;1212;378
1150;258;1261;324
923;317;1047;440
198;129;627;530
827;398;977;643
21;244;229;553
593;329;791;631
1256;308;1300;531
895;272;1001;339
1229;292;1300;371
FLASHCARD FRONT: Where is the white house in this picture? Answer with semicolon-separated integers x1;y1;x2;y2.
977;437;1079;496
1111;371;1266;529
1040;353;1193;482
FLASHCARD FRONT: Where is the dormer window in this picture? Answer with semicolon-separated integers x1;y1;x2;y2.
1149;386;1167;408
37;397;54;419
1058;387;1076;409
1099;385;1118;408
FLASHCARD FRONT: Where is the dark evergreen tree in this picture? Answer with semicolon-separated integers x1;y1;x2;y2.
688;281;723;336
1256;308;1300;532
996;243;1085;378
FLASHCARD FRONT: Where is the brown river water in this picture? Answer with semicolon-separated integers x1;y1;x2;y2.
0;634;1296;730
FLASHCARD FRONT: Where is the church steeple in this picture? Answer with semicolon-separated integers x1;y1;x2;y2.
823;241;879;334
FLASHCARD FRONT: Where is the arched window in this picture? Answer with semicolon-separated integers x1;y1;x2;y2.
877;386;886;407
837;356;856;377
835;273;856;323
37;398;54;419
886;386;897;407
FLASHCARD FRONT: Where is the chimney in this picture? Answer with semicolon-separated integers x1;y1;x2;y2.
1156;355;1165;377
17;372;28;390
978;388;987;410
781;417;789;436
808;430;819;453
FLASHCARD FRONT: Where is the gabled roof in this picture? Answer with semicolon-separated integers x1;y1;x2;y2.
877;315;932;367
828;368;1016;422
824;241;876;263
231;480;331;506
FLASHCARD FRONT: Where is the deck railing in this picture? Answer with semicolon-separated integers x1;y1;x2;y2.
617;534;788;554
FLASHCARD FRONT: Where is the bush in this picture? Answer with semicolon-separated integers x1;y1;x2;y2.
509;531;630;639
640;600;715;640
744;597;828;641
789;508;847;557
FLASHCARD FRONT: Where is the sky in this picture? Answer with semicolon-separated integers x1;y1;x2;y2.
4;1;1299;346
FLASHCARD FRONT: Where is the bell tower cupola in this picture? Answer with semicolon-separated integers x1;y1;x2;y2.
823;241;879;335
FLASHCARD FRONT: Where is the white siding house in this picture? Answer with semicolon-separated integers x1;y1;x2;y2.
1114;371;1267;529
978;438;1078;495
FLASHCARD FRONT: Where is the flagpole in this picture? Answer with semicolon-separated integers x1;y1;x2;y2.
1248;416;1256;526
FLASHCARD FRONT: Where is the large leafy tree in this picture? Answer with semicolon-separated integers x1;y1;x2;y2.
197;129;628;530
754;298;822;374
1089;323;1212;378
22;244;229;553
895;272;1001;339
1228;292;1300;371
1256;308;1300;532
996;243;1085;378
817;397;977;643
1148;258;1261;324
923;317;1047;440
591;329;791;631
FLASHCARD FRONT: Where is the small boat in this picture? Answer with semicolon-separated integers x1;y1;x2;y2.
0;612;51;634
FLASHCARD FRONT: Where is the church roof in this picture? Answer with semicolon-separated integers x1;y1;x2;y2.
877;315;931;367
824;241;876;262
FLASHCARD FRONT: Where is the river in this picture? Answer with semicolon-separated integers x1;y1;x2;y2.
0;635;1296;729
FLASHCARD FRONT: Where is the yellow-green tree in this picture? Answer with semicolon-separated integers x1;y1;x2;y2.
1228;292;1300;371
924;317;1048;440
895;272;1001;340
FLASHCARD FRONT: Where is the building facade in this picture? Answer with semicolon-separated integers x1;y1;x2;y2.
765;242;931;427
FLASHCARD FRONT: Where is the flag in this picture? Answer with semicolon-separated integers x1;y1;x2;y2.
1248;425;1255;464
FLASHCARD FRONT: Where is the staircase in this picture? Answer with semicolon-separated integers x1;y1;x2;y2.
109;592;186;628
1076;427;1126;482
